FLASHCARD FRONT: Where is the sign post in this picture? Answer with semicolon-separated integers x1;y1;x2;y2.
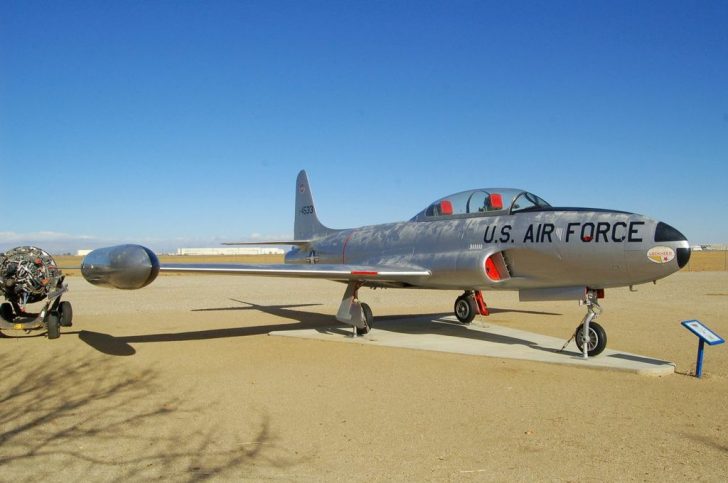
681;320;724;378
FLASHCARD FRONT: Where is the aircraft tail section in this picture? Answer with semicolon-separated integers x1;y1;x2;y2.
295;170;335;240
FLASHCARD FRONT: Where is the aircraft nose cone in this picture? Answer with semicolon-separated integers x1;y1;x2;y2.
676;247;691;268
654;221;690;269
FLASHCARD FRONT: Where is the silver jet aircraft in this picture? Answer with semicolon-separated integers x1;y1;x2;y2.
81;170;691;357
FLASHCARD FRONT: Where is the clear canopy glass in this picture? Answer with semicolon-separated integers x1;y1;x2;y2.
412;188;550;220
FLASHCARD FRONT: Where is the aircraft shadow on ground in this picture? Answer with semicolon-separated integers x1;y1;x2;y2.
349;316;542;349
365;320;673;363
607;352;673;366
79;300;339;356
486;307;562;316
78;299;561;358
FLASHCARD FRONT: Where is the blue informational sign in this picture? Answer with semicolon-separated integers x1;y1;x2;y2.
681;320;724;378
681;320;725;345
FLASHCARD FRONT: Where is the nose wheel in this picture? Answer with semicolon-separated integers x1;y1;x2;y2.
574;320;607;357
561;289;608;358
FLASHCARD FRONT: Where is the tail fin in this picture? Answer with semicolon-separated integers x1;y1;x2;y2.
294;170;335;240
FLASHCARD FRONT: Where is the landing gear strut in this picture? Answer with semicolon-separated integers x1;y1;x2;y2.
565;289;607;358
454;290;489;324
336;281;374;337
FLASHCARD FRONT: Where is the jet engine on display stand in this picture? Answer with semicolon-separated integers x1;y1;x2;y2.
0;246;72;339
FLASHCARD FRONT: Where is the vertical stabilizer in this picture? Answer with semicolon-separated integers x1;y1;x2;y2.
294;170;334;240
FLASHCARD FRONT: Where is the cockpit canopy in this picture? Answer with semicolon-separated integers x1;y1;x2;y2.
411;188;550;221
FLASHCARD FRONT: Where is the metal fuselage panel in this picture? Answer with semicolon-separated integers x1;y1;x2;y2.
285;210;689;291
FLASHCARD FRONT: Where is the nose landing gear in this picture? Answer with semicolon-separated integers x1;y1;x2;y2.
562;289;608;358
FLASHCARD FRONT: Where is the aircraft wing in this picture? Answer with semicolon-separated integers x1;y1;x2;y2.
221;240;311;247
161;263;431;282
80;245;430;290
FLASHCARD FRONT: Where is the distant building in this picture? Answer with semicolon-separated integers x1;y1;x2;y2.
76;249;93;256
175;247;285;256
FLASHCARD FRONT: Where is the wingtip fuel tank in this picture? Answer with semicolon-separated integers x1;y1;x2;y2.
81;244;160;289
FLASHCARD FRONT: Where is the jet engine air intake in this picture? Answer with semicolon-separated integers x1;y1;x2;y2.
484;252;510;282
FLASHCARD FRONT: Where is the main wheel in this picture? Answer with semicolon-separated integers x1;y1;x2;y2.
46;313;61;340
58;301;73;327
356;303;373;335
0;303;13;322
454;295;477;324
575;321;607;357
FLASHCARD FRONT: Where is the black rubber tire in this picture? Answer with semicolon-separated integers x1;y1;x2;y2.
356;303;373;335
362;303;373;328
58;301;73;327
454;295;477;324
47;313;61;340
575;321;607;357
0;303;13;322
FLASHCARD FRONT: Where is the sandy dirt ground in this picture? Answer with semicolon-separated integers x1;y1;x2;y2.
1;271;727;481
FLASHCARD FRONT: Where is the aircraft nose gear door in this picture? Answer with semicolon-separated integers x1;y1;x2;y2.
336;281;373;336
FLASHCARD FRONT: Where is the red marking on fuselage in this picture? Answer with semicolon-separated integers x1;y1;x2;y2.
351;271;377;276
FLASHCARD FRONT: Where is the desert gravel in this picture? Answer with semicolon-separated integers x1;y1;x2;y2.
1;272;727;481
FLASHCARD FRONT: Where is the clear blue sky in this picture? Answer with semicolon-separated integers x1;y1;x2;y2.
1;0;726;252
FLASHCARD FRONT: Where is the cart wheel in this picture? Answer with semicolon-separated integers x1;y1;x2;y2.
47;313;61;340
59;301;73;327
0;303;13;322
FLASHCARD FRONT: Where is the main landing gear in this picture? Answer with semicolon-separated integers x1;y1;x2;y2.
336;284;493;336
336;282;373;336
454;290;489;324
561;289;607;358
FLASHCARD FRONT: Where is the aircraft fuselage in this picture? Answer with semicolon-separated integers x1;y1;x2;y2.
287;209;690;292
